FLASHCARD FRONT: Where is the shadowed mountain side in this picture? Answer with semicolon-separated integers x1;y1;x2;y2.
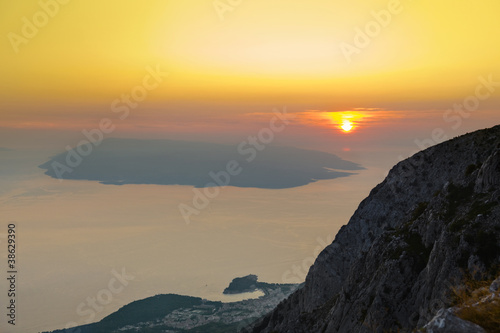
248;125;500;333
39;138;363;189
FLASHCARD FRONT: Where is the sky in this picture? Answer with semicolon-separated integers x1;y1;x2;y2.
1;0;500;136
1;1;500;332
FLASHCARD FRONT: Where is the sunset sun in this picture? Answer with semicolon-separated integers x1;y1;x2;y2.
341;120;353;133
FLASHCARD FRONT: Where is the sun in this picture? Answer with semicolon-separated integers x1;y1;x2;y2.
341;120;353;132
296;110;366;133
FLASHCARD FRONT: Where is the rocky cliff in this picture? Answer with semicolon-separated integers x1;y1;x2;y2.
249;125;500;332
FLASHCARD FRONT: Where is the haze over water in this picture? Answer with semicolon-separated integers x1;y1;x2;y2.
2;111;499;332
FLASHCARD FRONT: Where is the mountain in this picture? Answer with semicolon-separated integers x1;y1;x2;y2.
249;125;500;332
39;138;363;189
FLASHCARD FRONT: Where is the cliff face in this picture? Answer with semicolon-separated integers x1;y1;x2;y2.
250;125;500;333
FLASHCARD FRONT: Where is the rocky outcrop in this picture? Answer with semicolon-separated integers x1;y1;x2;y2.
476;149;500;193
424;309;486;333
424;275;500;333
249;125;500;333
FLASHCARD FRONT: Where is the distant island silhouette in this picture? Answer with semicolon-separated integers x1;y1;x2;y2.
39;138;363;189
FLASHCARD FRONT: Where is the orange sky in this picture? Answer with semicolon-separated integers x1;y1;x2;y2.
0;0;499;135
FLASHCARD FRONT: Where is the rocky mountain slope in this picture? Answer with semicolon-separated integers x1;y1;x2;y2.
250;125;500;332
